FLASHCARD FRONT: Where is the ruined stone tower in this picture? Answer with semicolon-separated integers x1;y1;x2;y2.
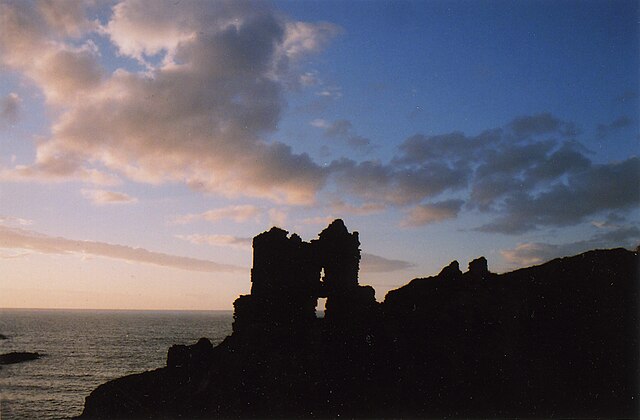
232;219;378;335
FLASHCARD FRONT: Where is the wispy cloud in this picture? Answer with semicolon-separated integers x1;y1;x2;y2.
501;226;640;267
311;118;374;154
81;189;137;205
300;216;336;226
316;86;342;99
267;208;288;227
401;199;464;227
329;200;384;216
507;112;578;138
361;253;415;273
0;225;244;272
0;215;34;226
0;164;120;186
173;205;262;225
310;118;330;129
176;234;252;249
299;71;321;87
596;115;633;139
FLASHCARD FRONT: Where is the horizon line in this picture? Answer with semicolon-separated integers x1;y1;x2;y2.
0;306;234;312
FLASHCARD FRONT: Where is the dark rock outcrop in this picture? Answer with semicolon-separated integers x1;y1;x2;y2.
78;221;639;419
383;248;638;417
166;337;213;370
468;255;489;277
438;259;462;279
0;333;8;340
0;352;42;365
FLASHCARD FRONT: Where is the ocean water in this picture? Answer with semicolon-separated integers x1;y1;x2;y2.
0;309;233;420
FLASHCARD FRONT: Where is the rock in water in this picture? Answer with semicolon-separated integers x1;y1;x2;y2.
0;352;42;365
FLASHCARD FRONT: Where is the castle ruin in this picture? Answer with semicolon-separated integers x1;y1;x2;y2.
232;219;378;335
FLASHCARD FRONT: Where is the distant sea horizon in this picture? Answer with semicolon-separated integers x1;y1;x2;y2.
0;307;235;313
0;308;234;419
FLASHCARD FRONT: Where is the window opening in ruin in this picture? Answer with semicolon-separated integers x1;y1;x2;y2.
316;297;327;318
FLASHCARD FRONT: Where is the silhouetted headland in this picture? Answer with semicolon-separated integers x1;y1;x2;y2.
78;220;639;418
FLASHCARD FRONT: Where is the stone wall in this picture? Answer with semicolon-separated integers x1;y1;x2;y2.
232;219;377;334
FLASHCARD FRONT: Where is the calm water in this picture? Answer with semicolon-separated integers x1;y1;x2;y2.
0;309;233;419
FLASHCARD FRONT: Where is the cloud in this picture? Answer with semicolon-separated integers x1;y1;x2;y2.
173;205;262;225
477;157;640;233
324;119;352;137
501;242;564;266
282;21;342;59
360;253;415;273
267;208;288;227
0;1;104;104
1;0;335;205
81;189;137;205
105;2;338;66
37;0;99;37
104;0;200;63
469;140;590;211
1;0;636;235
591;212;627;229
312;118;373;153
0;93;21;126
395;131;484;165
0;163;120;186
329;200;385;216
316;86;342;99
0;225;244;272
300;216;336;226
0;215;34;226
176;234;252;249
401;199;464;227
501;226;640;267
310;118;329;129
330;158;469;206
347;135;373;151
596;115;633;139
299;71;320;86
391;113;638;233
507;112;577;138
0;138;122;185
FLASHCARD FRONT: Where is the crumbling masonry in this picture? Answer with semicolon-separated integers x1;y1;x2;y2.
232;219;378;335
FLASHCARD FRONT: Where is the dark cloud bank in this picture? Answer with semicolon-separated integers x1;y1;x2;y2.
335;113;638;234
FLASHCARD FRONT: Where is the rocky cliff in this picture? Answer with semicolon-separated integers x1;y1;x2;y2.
78;220;639;418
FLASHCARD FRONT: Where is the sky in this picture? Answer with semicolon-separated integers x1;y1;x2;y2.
0;0;638;310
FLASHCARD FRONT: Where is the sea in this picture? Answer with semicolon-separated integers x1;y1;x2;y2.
0;309;233;420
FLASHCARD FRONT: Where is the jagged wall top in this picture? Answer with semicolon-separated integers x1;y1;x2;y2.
233;219;373;333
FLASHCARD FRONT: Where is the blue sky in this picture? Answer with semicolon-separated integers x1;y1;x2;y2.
0;0;638;310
